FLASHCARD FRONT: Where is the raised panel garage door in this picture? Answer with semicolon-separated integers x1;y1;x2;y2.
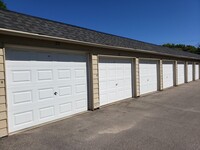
6;49;88;133
163;61;174;89
139;60;158;95
195;64;199;80
187;63;193;82
99;57;132;106
177;62;185;85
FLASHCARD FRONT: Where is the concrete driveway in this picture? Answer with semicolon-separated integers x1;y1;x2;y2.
1;80;200;150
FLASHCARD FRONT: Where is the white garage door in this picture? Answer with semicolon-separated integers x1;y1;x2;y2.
6;49;88;133
163;61;174;89
177;62;185;85
195;64;199;80
99;57;132;106
139;60;158;95
187;63;193;82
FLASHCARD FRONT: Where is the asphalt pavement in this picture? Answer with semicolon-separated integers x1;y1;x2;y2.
1;80;200;150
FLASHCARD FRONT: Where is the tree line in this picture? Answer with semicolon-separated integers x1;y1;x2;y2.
162;43;200;55
0;0;6;9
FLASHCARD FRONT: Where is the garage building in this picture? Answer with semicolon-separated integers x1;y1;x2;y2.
0;9;200;137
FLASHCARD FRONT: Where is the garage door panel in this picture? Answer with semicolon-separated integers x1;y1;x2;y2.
73;78;87;85
99;69;106;78
57;86;72;97
57;69;71;80
124;69;131;76
75;98;87;109
56;101;73;114
37;69;53;81
141;85;148;93
38;87;54;100
107;80;116;88
124;78;132;87
7;89;35;109
58;102;73;114
38;106;55;120
140;76;148;84
99;82;107;92
9;101;35;113
12;70;32;83
108;91;117;101
163;62;174;89
116;70;123;78
6;68;32;85
140;60;158;95
99;57;132;106
14;110;34;126
177;63;185;84
75;84;86;93
107;69;116;77
99;94;107;105
11;89;32;104
6;49;88;133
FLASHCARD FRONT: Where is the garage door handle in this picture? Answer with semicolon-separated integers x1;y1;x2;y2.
116;83;118;86
54;92;58;95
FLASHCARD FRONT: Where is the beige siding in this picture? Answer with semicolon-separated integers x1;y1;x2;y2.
158;60;163;91
0;96;6;104
199;63;200;79
0;49;3;56
193;62;195;81
0;64;4;72
0;120;7;129
0;72;5;80
0;80;5;88
91;55;100;109
0;128;7;137
0;56;3;63
0;88;5;96
0;104;6;112
185;62;188;83
0;48;8;138
134;58;140;97
0;111;7;120
174;61;178;86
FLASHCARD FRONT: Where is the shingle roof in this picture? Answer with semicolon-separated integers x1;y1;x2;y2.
0;9;199;60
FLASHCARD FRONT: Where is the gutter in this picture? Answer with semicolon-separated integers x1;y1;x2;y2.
0;28;199;61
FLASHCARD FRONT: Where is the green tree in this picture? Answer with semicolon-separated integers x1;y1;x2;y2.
0;0;7;9
162;43;200;55
197;44;200;54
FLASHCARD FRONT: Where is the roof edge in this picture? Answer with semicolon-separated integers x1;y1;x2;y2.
0;28;199;60
0;8;165;47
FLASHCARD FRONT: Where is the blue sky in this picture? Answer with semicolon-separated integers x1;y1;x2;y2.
3;0;200;46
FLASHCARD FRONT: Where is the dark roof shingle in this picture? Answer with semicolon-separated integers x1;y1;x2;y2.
0;9;199;60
